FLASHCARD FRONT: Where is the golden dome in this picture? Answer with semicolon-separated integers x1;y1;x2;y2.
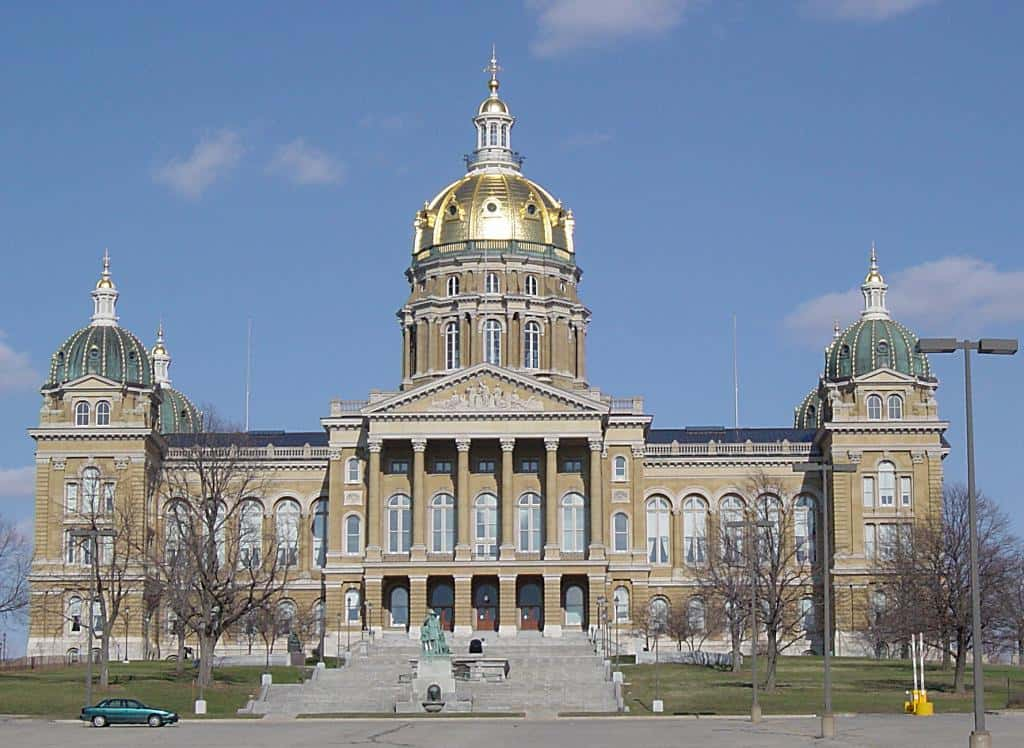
413;172;572;255
478;95;509;115
96;277;115;289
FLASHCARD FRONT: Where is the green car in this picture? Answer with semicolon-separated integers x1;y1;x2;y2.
80;698;179;727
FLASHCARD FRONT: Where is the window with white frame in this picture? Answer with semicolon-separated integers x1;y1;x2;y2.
720;495;745;563
75;401;90;426
613;585;630;622
474;493;498;558
862;476;875;509
561;457;583;473
445;321;460;369
82;468;100;515
523;321;541;369
612;455;628;481
484;319;501;365
311;498;328;568
900;476;912;507
239;500;262;568
524;275;538;296
562;493;586;552
612;512;629;552
345;457;360;484
96;401;111;425
387;494;411;553
878;523;897;560
878;461;895;506
275;500;300;566
864;523;877;559
794;495;816;564
866;394;883;420
65;482;78;514
649;597;669;632
446;275;460;296
646;496;671;564
68;596;82;633
98;534;113;565
431;494;455;553
91;599;103;632
888;394;903;419
485;272;499;294
164;501;187;564
345;588;361;622
757;495;782;552
687;598;706;632
102;482;114;514
489;122;497;145
519;457;540;473
801;597;815;632
683;496;707;565
518;493;542;552
345;515;361;555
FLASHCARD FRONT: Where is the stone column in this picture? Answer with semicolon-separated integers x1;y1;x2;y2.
576;323;587;381
328;451;345;558
509;315;520;369
409;576;427;638
411;438;427;560
432;319;444;373
499;437;516;560
414;318;426;376
548;315;557;372
499;575;517;638
364;576;383;635
588;573;607;634
454;575;473;636
401;324;410;380
588;438;605;559
472;315;483;364
543;437;560;560
630;445;646;563
366;439;383;561
459;315;469;370
543;574;562;638
455;438;472;561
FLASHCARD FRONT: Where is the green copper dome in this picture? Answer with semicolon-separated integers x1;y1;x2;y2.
158;386;201;433
48;325;153;388
825;317;931;381
794;387;824;429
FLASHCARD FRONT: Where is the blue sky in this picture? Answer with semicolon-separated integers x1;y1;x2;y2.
2;1;1023;653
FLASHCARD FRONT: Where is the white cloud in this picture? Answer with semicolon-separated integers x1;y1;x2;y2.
805;0;938;22
565;131;614;148
0;332;38;393
153;130;243;199
0;466;34;498
268;139;344;186
528;0;694;57
785;256;1024;344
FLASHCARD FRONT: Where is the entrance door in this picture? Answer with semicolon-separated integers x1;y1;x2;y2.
564;584;585;628
474;580;498;631
518;580;542;630
429;579;455;631
388;585;409;629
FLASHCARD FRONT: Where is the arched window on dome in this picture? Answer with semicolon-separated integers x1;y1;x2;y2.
484;319;501;365
866;394;882;420
839;345;851;377
75;401;91;426
877;340;891;369
887;394;903;420
501;124;508;147
445;321;460;370
806;404;816;426
87;346;100;375
485;272;499;294
478;125;485;149
489;123;497;146
523;321;541;369
446;275;460;297
96;401;110;426
525;275;538;296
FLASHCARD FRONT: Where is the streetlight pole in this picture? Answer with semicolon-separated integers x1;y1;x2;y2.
795;460;856;739
918;337;1018;748
124;606;131;663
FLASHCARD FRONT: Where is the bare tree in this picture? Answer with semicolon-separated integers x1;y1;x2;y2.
665;597;720;654
0;516;30;621
144;416;290;690
995;551;1024;665
693;535;750;672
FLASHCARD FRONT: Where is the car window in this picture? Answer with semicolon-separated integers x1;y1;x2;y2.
97;699;112;707
107;699;124;708
125;700;143;709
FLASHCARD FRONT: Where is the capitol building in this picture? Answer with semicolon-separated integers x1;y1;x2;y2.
26;57;948;661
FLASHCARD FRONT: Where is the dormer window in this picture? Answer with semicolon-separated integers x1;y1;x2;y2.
839;344;851;377
96;401;111;426
526;203;537;216
877;340;891;369
446;275;460;297
75;401;91;426
866;394;883;420
887;394;903;420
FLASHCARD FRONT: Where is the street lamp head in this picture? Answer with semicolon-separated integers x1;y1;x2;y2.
978;338;1019;355
917;338;959;354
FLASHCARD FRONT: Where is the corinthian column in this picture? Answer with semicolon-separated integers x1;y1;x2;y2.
455;438;471;561
366;439;383;562
411;438;427;561
499;437;516;560
544;437;560;560
588;437;605;559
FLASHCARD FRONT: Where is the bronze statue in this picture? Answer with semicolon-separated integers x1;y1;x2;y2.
420;608;450;657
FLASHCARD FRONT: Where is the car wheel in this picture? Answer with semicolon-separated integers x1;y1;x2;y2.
91;715;107;728
147;714;162;727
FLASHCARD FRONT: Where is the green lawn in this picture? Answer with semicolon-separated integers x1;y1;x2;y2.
0;660;303;718
620;656;1024;716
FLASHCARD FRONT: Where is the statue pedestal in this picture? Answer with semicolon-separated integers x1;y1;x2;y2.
413;655;456;700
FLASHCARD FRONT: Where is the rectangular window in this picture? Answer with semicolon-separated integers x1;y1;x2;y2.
99;535;114;565
475;459;496;474
387;460;409;475
102;483;115;513
878;524;897;560
66;532;77;564
65;483;78;514
900;476;912;507
518;458;540;474
864;524;876;559
561;458;583;473
862;476;875;509
431;460;453;475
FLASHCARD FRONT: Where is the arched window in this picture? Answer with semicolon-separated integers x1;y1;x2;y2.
387;494;411;553
474;493;498;558
877;340;891;369
446;275;460;296
794;495;816;564
720;495;745;562
389;586;409;626
431;493;455;553
68;596;82;633
612;512;629;552
518;493;542;552
82;467;100;515
311;498;328;568
878;461;896;506
445;321;460;370
887;394;903;420
478;126;485;149
276;600;296;635
345;588;361;623
756;495;782;551
489;122;497;146
838;345;851;377
646;496;671;564
91;598;103;632
801;597;815;632
683;496;707;565
561;493;586;552
95;401;110;425
613;586;630;622
75;401;90;426
485;271;499;294
345;457;360;484
523;321;541;369
239;500;263;568
649;597;669;633
275;500;300;567
164;501;188;564
525;275;538;296
310;600;325;637
613;455;628;481
501;123;508;147
687;598;706;632
866;394;882;420
484;319;501;365
345;514;362;555
66;647;80;664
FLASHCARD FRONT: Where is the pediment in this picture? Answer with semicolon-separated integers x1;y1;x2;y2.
852;368;917;385
58;374;123;391
363;364;607;417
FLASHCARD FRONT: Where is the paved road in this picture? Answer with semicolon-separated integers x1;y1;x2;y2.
3;714;1023;748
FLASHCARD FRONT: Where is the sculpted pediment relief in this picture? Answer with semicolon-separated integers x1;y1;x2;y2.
431;377;546;412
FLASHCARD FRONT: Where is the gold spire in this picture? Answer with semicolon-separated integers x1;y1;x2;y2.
833;319;841;339
484;44;501;97
95;249;115;289
864;241;884;283
152;319;168;356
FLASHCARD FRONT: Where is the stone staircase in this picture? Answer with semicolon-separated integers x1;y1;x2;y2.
252;632;617;717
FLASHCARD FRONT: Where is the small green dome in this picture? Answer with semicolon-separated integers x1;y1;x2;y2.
48;325;153;387
825;317;931;381
794;388;824;429
157;386;201;433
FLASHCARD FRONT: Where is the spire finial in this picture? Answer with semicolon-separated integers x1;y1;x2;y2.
153;319;171;385
484;44;501;95
861;241;890;320
90;250;119;325
833;319;841;339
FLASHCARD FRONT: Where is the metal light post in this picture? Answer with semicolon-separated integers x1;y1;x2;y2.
68;527;115;708
318;575;326;666
124;606;131;663
596;595;606;656
918;337;1018;748
795;460;856;738
336;612;341;662
728;518;770;723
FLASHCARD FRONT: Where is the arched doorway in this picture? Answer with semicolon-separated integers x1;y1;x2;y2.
563;579;587;630
429;577;455;631
386;582;409;630
517;577;543;631
473;577;498;631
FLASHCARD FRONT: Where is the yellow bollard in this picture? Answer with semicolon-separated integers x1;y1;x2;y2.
916;690;933;717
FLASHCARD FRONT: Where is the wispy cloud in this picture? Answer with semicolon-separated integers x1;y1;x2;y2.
268;139;344;186
784;256;1024;344
0;332;38;393
153;130;243;199
0;466;34;498
565;131;614;148
804;0;938;22
528;0;694;57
